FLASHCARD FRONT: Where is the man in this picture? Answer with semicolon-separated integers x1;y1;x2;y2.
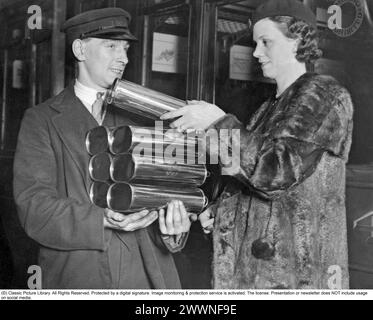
13;8;190;289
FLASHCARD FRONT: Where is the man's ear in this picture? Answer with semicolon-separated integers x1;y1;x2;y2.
72;39;87;61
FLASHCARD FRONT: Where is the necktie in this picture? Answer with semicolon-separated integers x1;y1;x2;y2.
92;92;105;124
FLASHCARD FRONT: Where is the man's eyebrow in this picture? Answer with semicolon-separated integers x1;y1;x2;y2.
102;39;130;47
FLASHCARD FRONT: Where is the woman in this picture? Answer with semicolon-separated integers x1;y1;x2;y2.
161;0;353;289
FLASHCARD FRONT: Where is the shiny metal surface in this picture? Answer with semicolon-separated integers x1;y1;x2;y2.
89;181;111;208
106;79;186;120
88;152;112;182
110;153;208;186
86;126;113;156
107;182;208;214
108;125;200;155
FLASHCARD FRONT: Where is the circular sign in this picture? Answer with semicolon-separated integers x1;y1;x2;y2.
332;0;364;37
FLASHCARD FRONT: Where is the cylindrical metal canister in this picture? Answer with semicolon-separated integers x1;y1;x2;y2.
108;125;199;156
110;153;208;186
86;126;113;156
105;79;186;120
107;183;208;214
89;181;111;208
200;163;224;202
89;152;112;182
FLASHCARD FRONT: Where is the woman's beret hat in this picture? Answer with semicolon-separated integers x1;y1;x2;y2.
252;0;317;28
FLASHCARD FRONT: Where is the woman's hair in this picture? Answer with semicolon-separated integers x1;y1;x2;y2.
269;16;322;63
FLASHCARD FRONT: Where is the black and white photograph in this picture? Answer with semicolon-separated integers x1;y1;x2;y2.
0;0;373;303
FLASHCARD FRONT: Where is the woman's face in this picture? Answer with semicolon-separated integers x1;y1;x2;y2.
253;18;299;80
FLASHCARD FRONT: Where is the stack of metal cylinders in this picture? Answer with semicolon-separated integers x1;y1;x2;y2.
86;125;208;214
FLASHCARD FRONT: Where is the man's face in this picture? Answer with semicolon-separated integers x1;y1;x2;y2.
79;38;130;90
253;18;298;80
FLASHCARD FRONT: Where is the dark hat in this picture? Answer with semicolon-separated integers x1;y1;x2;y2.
61;8;137;42
252;0;317;28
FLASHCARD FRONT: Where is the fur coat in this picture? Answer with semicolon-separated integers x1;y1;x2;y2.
209;73;353;289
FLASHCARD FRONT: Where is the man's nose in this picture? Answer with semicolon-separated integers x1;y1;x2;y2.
117;47;128;64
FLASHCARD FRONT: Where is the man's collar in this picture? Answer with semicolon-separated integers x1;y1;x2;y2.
74;79;107;106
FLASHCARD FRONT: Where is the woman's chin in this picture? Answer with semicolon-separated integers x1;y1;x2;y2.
262;71;275;80
261;67;274;80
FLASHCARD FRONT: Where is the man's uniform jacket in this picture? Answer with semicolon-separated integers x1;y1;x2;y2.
13;84;185;289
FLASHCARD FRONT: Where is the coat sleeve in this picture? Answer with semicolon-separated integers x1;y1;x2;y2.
13;108;107;251
160;233;189;253
209;81;353;200
147;223;189;253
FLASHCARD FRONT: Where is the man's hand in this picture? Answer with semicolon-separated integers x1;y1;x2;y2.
104;208;158;232
158;200;193;236
160;100;226;131
198;207;214;234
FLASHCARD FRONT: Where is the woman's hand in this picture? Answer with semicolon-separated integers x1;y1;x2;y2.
160;100;226;131
158;200;192;236
198;207;215;234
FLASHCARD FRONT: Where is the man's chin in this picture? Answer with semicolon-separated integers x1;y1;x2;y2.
106;76;120;87
111;71;124;79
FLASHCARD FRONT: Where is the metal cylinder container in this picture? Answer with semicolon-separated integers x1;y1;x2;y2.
107;182;208;214
105;79;186;120
88;152;112;182
86;126;113;156
89;181;111;208
108;125;200;156
110;153;208;186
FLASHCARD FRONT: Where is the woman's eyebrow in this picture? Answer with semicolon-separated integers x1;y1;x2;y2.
253;35;265;42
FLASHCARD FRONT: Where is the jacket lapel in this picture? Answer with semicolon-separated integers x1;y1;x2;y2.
135;229;167;289
50;84;98;189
